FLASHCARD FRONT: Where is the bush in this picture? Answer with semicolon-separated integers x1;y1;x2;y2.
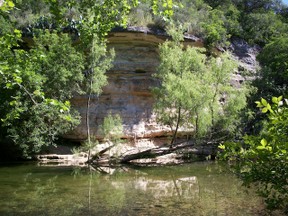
220;96;288;213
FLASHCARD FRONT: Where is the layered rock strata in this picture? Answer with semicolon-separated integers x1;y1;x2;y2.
66;28;259;142
66;29;199;141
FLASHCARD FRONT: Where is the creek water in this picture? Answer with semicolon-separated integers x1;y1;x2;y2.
0;161;266;216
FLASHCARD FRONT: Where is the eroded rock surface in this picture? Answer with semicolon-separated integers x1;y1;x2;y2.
65;29;259;142
67;30;200;141
68;32;164;140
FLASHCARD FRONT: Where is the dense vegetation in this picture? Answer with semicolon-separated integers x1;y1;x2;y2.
0;0;287;213
129;0;288;48
0;0;176;156
153;27;249;145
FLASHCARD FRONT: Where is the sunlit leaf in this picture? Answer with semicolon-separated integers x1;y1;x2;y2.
272;97;278;104
256;146;265;150
277;96;283;102
7;1;15;8
255;101;263;108
218;144;225;150
261;139;267;146
261;98;268;106
262;107;268;113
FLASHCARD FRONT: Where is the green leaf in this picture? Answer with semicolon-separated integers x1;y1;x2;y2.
277;96;283;102
7;1;15;8
218;144;225;150
262;107;268;113
256;146;265;150
260;138;267;146
5;83;12;88
261;98;268;106
255;101;263;108
14;29;21;35
14;76;22;84
64;101;70;106
33;90;41;96
266;103;273;113
272;97;278;104
64;115;72;121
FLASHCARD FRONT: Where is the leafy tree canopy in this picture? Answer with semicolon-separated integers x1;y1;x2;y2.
257;37;288;87
220;96;288;213
0;0;176;157
0;29;83;156
153;27;250;144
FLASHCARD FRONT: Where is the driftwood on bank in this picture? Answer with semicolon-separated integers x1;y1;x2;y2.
87;140;218;165
119;140;218;163
88;143;116;163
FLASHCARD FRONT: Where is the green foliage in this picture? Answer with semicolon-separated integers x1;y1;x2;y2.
98;113;123;144
73;137;99;155
171;0;208;35
127;2;154;27
7;0;288;48
0;0;15;11
80;36;115;160
257;37;288;95
41;0;174;40
203;0;288;45
208;53;250;137
258;37;288;75
72;0;136;40
0;1;120;157
0;27;85;156
82;37;115;96
153;28;249;142
242;11;288;45
32;31;85;100
153;29;206;140
232;0;284;14
247;36;288;123
10;0;50;29
202;9;228;48
220;97;288;212
4;100;80;157
217;2;241;37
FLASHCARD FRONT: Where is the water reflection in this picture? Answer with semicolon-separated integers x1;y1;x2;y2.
131;176;199;199
0;162;267;216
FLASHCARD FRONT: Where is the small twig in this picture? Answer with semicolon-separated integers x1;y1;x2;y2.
17;83;38;105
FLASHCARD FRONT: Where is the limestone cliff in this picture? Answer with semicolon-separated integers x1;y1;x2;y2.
65;27;259;142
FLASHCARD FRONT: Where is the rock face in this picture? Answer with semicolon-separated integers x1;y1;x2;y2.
229;37;260;72
67;30;167;141
66;28;259;142
229;37;261;86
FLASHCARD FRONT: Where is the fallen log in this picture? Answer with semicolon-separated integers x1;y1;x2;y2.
120;141;218;163
87;143;116;163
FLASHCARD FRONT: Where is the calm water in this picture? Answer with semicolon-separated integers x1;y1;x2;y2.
0;162;265;216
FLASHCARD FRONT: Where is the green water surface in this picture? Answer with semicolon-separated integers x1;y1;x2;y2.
0;162;266;216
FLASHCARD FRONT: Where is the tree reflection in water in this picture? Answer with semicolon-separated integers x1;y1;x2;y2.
0;162;267;216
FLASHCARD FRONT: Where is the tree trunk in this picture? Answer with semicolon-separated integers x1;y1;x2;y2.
210;85;219;138
170;106;181;146
195;112;199;138
86;79;93;162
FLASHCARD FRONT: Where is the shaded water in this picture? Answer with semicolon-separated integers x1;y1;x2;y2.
0;162;265;216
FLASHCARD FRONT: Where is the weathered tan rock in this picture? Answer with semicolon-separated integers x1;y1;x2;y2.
69;33;158;140
66;29;199;141
65;28;259;142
